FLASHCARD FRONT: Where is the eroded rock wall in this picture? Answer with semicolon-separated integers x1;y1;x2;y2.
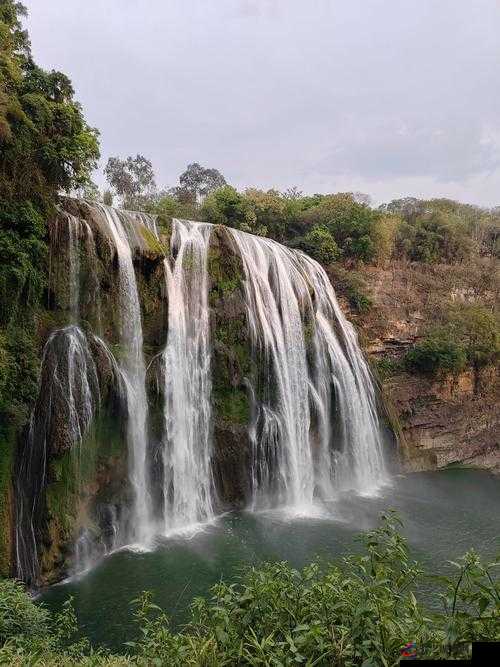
348;260;499;473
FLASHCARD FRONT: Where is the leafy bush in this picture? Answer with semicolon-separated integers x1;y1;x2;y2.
1;514;498;665
0;201;47;326
405;337;466;376
244;188;288;241
405;304;499;377
298;193;380;262
0;579;49;646
202;186;266;236
374;356;403;379
288;225;340;264
447;304;499;370
328;265;373;313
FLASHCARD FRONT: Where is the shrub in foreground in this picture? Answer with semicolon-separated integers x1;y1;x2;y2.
0;513;498;665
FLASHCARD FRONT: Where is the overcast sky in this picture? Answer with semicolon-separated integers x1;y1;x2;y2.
24;0;500;206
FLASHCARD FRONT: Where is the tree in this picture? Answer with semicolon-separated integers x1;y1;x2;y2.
0;1;99;204
243;188;288;240
104;154;156;209
289;225;340;264
396;210;473;263
202;186;264;234
176;162;226;204
299;193;380;262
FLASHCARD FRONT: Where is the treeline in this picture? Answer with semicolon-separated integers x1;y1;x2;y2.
0;514;498;665
98;155;500;268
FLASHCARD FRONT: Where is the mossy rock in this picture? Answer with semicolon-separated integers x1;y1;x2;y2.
139;226;165;256
208;226;245;305
40;409;129;580
214;386;250;425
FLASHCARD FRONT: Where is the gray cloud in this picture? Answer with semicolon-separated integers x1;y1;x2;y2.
24;0;500;205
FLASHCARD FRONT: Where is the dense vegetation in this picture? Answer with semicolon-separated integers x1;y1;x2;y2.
0;0;99;428
404;304;499;377
0;514;498;665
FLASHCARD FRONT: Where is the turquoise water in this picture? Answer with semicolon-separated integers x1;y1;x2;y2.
41;470;500;650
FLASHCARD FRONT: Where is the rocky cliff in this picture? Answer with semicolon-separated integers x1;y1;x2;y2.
346;260;499;474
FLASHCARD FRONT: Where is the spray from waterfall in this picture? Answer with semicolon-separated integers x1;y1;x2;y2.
161;220;215;532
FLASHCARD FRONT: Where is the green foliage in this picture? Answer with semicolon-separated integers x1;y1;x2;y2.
202;185;266;235
385;198;500;264
446;304;499;370
374;356;403;380
0;201;46;325
0;325;40;424
298;193;381;262
328;265;373;313
0;578;49;646
405;304;499;376
405;337;466;376
396;211;472;263
0;1;99;204
1;514;498;665
104;154;156;210
243;188;288;241
436;551;500;655
289;225;340;264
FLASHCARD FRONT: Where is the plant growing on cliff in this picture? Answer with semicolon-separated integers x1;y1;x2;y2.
405;336;467;376
404;304;499;377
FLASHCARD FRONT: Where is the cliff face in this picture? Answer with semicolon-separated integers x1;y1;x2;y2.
347;260;499;474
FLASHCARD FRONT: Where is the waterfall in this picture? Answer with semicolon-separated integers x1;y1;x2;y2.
66;213;81;319
94;204;153;544
14;202;390;584
228;228;387;510
161;220;214;532
14;326;101;584
299;252;387;495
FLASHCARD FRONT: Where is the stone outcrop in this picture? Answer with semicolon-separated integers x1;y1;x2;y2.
349;260;499;473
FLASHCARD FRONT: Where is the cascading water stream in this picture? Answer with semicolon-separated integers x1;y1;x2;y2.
94;204;152;543
228;228;387;510
161;220;215;532
66;213;81;319
14;326;101;583
227;230;314;509
298;252;387;495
